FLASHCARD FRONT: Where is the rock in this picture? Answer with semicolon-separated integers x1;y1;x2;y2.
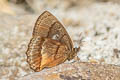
18;62;120;80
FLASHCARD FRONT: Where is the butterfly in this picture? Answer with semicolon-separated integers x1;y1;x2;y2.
26;11;80;72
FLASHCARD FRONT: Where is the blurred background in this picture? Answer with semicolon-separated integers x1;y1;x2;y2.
0;0;120;80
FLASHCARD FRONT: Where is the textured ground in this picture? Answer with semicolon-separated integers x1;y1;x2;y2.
18;62;120;80
0;0;120;80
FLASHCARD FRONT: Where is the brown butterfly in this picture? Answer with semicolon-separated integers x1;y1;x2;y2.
26;11;80;72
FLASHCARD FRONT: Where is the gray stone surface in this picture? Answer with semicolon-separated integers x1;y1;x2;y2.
18;62;120;80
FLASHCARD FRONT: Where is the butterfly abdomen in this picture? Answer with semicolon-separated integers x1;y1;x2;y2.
26;36;44;71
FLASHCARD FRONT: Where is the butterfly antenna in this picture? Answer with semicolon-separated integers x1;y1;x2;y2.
74;33;84;53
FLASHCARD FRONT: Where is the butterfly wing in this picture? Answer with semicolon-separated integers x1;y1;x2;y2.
33;11;74;51
26;11;74;71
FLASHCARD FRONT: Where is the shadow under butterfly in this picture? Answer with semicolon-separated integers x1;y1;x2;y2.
26;11;81;72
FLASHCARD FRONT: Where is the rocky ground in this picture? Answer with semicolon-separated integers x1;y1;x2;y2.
0;0;120;80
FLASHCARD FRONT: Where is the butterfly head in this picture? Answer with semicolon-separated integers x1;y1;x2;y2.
67;47;80;61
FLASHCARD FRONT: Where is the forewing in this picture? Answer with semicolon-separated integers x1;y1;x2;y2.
33;11;74;51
